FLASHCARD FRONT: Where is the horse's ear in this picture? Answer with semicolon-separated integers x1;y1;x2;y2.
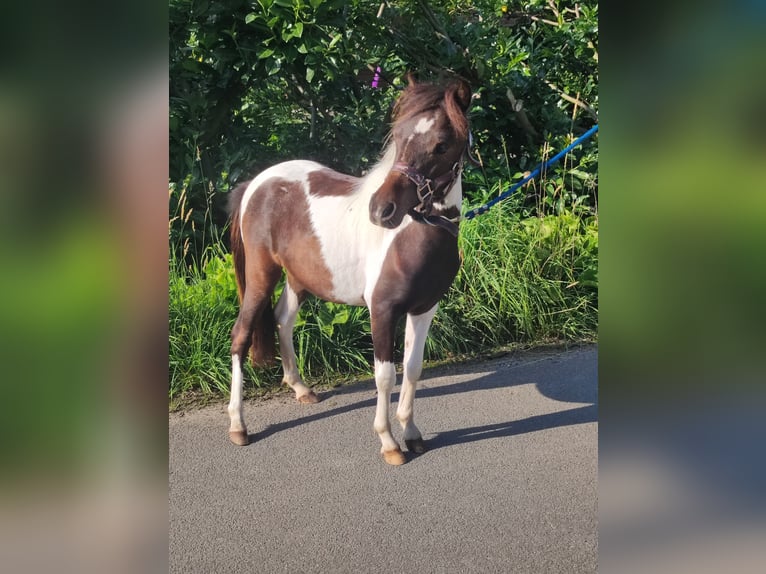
405;71;417;87
453;79;472;112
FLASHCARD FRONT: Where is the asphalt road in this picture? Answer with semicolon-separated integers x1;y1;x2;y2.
170;345;597;573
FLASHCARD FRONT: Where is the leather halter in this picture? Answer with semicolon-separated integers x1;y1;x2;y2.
390;160;463;236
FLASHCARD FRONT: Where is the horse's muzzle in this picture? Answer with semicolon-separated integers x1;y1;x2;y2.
369;198;399;228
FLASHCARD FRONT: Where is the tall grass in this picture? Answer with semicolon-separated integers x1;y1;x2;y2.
169;181;597;402
169;245;247;399
429;197;598;359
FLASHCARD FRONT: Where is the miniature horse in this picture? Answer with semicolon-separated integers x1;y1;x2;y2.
227;76;471;465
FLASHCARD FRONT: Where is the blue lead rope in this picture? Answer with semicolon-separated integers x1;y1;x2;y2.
463;124;599;220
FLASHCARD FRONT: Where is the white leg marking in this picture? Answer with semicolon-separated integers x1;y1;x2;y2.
228;354;246;433
373;359;400;453
274;284;312;399
397;305;438;442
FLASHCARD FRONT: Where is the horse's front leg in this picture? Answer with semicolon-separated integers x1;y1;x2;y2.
370;307;406;466
397;305;437;454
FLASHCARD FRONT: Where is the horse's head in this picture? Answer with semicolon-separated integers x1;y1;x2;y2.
369;75;471;229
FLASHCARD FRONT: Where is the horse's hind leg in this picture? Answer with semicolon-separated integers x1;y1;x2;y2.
273;279;320;404
228;260;281;446
397;305;438;454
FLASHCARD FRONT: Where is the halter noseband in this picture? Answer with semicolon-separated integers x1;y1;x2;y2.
390;160;463;236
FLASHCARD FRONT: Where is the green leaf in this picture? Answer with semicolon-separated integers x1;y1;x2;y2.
331;307;350;325
245;12;257;24
320;322;334;337
258;48;275;59
267;61;281;76
328;33;342;49
297;43;308;54
567;169;591;180
305;67;315;83
294;22;304;38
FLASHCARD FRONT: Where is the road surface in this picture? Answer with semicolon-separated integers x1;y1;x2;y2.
170;345;597;573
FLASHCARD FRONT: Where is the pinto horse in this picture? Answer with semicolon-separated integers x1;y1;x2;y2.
227;76;471;465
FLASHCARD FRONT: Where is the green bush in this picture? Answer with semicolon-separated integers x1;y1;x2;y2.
170;0;598;263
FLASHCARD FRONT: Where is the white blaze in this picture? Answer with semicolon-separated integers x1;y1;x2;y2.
413;116;435;134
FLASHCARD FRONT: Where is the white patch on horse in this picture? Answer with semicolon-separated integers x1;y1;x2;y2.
413;116;435;134
397;306;438;442
373;359;399;453
228;354;245;433
304;146;412;305
274;282;313;400
401;133;415;156
432;177;463;212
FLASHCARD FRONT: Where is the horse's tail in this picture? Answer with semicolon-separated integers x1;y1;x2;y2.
228;181;277;367
228;182;249;304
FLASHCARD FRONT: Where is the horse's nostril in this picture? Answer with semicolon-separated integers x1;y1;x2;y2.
381;202;396;221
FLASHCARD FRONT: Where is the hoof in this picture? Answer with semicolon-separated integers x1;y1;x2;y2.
405;438;427;454
297;390;321;404
382;447;406;466
228;430;249;446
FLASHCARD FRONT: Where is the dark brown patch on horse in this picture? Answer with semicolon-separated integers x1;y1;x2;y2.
435;205;461;220
386;222;461;315
241;177;335;301
369;222;461;362
229;179;278;366
308;169;359;197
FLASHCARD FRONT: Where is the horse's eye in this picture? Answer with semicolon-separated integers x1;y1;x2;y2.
434;142;448;155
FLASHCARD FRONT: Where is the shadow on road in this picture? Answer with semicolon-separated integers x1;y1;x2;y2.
428;404;596;449
248;349;597;451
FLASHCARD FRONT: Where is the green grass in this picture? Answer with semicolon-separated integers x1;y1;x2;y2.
169;184;597;404
430;197;598;358
169;247;246;400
